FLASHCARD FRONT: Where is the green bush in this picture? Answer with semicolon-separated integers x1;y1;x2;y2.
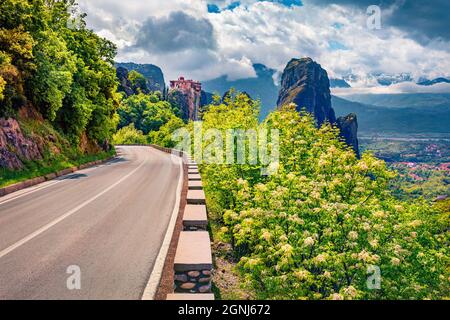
112;124;147;145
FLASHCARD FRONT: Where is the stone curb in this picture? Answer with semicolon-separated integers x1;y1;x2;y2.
0;155;116;198
140;144;214;299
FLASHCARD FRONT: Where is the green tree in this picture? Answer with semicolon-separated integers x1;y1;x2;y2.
118;93;178;135
128;70;148;94
112;123;147;145
149;115;185;148
0;0;119;145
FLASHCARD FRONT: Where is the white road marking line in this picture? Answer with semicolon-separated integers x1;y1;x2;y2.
0;159;147;260
0;160;117;206
141;151;183;300
0;180;63;206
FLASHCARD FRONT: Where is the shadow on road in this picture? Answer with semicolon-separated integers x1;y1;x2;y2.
60;173;88;180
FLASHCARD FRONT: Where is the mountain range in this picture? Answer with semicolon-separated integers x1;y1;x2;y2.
114;62;450;135
332;95;450;134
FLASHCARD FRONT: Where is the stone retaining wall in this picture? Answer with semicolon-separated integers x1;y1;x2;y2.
175;270;212;293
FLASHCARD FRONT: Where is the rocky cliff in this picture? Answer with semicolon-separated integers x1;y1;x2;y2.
115;63;165;93
336;113;360;157
116;67;135;97
277;58;359;155
277;58;336;125
0;118;42;170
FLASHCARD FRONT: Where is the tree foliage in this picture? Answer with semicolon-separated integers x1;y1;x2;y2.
118;92;180;135
0;0;119;145
149;116;185;148
112;123;147;145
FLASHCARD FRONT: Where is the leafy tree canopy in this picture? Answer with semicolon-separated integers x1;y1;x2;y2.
0;0;119;145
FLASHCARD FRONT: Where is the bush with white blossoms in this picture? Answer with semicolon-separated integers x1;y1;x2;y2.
199;95;449;300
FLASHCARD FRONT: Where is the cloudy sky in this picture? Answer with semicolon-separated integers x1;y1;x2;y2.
77;0;450;92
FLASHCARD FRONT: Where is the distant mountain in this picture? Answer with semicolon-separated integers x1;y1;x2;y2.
341;93;450;109
330;78;351;88
332;95;450;134
372;73;413;86
115;62;165;93
340;73;413;87
202;63;279;119
417;77;450;86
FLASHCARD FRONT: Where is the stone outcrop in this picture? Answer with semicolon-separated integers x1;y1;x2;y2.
0;118;42;170
115;62;165;93
116;67;135;97
277;57;359;155
277;58;336;126
336;113;360;157
168;90;191;121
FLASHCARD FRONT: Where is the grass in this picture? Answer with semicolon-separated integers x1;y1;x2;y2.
0;149;115;188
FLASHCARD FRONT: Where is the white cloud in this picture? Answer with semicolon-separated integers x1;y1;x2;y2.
77;0;450;85
333;82;450;95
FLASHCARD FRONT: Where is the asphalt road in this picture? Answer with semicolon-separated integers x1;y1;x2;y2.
0;146;181;300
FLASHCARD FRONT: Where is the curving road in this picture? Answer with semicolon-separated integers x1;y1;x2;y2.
0;146;182;300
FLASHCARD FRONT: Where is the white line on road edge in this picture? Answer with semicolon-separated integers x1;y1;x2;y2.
0;180;63;206
0;159;147;260
141;152;184;300
0;161;113;206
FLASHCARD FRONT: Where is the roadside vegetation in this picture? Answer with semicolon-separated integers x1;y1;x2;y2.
0;149;114;188
0;0;119;186
135;91;448;300
187;93;448;300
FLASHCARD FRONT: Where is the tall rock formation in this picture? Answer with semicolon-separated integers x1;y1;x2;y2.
277;58;336;125
336;113;359;157
169;77;202;121
277;58;359;156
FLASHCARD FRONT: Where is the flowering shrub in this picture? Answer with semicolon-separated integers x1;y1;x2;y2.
200;95;449;300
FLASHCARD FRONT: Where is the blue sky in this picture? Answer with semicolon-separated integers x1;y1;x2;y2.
208;0;302;12
78;0;450;93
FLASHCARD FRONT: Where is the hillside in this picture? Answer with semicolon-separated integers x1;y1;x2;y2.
0;1;117;185
332;96;450;134
342;93;450;109
115;62;166;93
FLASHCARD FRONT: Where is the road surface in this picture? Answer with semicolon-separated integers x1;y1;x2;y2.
0;146;181;300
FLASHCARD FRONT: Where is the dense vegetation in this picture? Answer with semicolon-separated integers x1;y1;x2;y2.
113;90;183;145
0;0;119;144
190;93;449;300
